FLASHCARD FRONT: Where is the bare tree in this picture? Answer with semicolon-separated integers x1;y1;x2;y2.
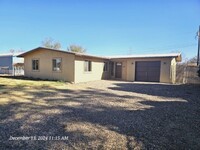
9;49;15;54
67;44;86;53
17;49;25;53
41;37;61;49
9;49;24;54
187;56;197;64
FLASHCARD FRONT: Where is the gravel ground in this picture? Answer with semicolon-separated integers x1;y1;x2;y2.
0;79;200;149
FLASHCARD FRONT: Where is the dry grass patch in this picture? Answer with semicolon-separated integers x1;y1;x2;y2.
0;77;200;149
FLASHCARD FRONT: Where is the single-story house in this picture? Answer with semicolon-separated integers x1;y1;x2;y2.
0;53;24;75
18;47;181;83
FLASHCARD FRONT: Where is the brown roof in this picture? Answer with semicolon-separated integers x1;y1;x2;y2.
17;47;182;62
17;47;109;59
109;53;182;62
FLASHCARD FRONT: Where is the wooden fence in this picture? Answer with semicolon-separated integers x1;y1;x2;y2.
176;64;200;84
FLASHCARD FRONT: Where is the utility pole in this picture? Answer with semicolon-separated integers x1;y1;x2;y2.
197;25;200;66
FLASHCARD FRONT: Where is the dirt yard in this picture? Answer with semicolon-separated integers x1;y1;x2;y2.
0;77;200;149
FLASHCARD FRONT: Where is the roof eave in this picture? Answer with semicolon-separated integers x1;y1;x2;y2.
110;56;180;59
74;53;109;59
110;55;182;62
17;47;109;59
17;47;76;57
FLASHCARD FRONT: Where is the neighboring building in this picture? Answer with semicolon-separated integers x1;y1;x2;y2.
0;53;24;75
18;47;181;83
0;54;13;74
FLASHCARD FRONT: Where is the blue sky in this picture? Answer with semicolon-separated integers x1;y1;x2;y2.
0;0;199;59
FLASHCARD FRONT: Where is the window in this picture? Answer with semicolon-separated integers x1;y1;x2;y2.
32;59;39;71
52;58;62;71
103;62;108;72
110;62;114;76
84;60;92;72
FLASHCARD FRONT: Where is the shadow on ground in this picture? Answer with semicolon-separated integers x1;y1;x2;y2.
0;80;200;149
109;82;200;101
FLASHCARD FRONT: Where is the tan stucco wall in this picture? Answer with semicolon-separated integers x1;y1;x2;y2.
111;57;175;83
24;49;75;82
22;48;177;84
74;56;109;83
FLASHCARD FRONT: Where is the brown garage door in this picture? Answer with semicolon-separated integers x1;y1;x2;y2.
135;61;161;82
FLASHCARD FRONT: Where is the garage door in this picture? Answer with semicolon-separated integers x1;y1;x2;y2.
135;61;161;82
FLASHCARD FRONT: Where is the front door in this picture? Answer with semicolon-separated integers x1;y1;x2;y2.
115;62;122;78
